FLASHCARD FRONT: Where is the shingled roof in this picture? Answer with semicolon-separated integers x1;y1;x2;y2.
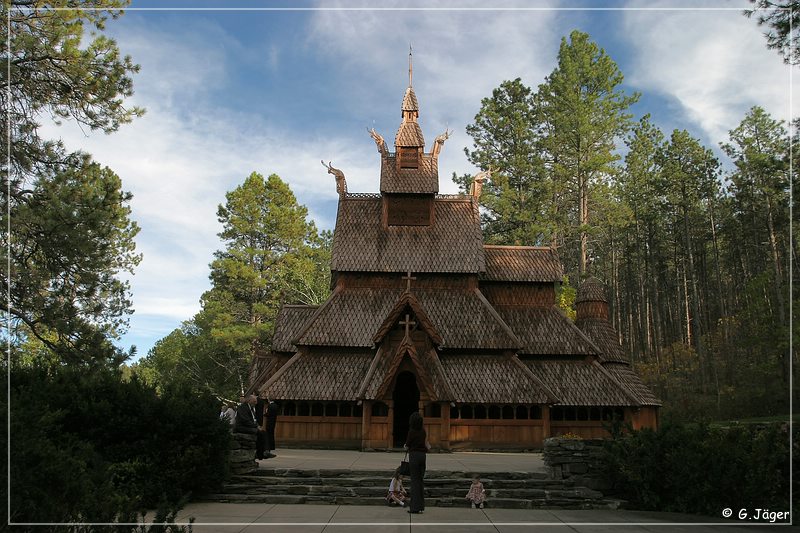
441;354;556;404
401;86;419;112
361;342;453;401
380;153;438;193
524;360;638;406
260;349;374;401
395;121;424;147
295;288;519;350
576;317;627;363
330;196;485;273
294;288;404;347
272;305;318;352
601;363;661;406
496;306;600;356
416;289;519;350
482;246;563;282
576;277;608;303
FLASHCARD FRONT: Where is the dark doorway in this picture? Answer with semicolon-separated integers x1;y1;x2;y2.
392;370;420;447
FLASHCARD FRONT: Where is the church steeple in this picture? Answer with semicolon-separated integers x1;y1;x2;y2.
378;51;439;197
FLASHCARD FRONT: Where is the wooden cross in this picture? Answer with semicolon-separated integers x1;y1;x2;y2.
399;313;416;339
402;270;416;291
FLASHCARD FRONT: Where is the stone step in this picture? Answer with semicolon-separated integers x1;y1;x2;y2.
219;483;594;500
197;493;623;510
252;468;549;480
229;475;574;489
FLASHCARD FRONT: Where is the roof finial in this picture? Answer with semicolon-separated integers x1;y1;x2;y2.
408;43;413;87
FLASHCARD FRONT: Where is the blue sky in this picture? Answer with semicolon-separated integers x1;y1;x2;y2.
42;1;796;360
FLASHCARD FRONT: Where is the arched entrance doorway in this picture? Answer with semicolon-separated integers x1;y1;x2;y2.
392;370;420;447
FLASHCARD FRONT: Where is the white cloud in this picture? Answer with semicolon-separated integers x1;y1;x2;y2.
622;3;796;144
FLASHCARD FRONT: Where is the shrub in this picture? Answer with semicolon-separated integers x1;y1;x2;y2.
5;364;230;525
602;421;793;517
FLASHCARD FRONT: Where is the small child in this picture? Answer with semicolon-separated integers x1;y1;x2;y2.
386;469;408;507
465;475;486;509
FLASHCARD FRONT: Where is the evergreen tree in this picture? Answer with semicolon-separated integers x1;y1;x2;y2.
458;78;551;245
140;173;331;398
2;0;143;364
744;0;800;64
537;30;639;277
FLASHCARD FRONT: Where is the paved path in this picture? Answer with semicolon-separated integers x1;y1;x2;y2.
171;503;794;532
169;449;794;531
256;448;547;473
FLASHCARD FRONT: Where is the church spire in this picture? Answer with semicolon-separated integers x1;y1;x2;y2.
408;44;413;87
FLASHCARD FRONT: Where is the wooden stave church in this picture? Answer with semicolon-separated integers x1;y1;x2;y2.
247;68;660;451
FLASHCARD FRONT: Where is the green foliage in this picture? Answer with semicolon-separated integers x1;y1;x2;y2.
556;275;577;321
141;172;331;399
538;29;639;275
2;0;144;365
6;363;229;525
744;0;800;64
4;155;141;364
459;78;551;244
602;422;793;517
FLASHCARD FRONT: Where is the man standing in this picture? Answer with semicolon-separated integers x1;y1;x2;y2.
234;394;258;434
265;397;278;458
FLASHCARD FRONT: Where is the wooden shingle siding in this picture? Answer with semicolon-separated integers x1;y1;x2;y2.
482;246;563;282
480;283;555;307
330;197;484;273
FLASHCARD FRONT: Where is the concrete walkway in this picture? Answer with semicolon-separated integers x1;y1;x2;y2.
167;449;794;531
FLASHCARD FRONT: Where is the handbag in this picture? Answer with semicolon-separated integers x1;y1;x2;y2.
398;451;411;476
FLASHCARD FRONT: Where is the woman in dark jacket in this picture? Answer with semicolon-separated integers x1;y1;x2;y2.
404;411;429;513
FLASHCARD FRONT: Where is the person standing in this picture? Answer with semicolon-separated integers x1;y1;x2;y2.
255;391;267;459
265;398;278;458
404;411;429;514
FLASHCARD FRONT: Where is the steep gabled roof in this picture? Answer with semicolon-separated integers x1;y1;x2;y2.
293;288;404;347
482;245;563;282
271;305;319;352
260;348;373;401
395;121;425;147
330;196;485;273
294;287;518;350
380;153;438;193
372;291;443;346
496;306;601;356
524;359;638;406
440;354;557;404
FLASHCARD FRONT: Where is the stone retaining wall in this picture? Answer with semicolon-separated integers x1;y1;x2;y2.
229;431;258;476
543;437;609;492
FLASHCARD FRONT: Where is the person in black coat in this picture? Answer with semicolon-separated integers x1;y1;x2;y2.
255;391;268;459
404;411;429;514
265;398;278;457
233;394;258;434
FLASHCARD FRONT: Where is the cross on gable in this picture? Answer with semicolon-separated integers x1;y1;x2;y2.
399;312;416;339
402;270;417;291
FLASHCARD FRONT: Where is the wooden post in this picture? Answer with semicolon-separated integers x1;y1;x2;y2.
361;401;372;450
387;399;395;449
542;405;551;443
440;402;451;451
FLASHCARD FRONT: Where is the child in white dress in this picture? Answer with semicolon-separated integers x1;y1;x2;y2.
465;475;486;508
386;469;408;507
